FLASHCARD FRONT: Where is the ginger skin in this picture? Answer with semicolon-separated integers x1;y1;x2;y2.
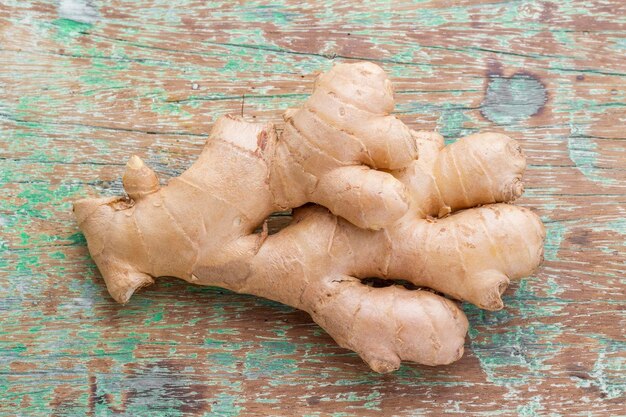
73;62;545;373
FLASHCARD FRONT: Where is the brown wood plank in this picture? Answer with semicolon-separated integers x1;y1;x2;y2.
1;0;624;415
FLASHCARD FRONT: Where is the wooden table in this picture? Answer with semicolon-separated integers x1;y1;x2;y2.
2;1;624;415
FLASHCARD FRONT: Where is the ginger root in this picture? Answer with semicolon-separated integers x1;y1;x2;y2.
73;62;545;373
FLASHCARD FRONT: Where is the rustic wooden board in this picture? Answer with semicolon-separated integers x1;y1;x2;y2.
1;0;625;415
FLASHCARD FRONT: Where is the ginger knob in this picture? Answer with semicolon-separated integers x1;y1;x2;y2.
122;155;160;201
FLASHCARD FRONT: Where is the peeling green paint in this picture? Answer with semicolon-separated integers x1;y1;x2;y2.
437;105;474;142
543;218;566;262
52;18;93;41
517;396;544;417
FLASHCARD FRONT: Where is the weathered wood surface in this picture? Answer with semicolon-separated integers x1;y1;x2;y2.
1;0;625;415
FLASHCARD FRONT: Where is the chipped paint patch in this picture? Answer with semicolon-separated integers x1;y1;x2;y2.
567;135;616;185
58;0;99;24
481;73;547;125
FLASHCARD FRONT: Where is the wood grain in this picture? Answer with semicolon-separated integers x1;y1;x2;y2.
1;0;624;415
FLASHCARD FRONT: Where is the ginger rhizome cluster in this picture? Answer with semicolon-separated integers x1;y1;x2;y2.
74;62;545;373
